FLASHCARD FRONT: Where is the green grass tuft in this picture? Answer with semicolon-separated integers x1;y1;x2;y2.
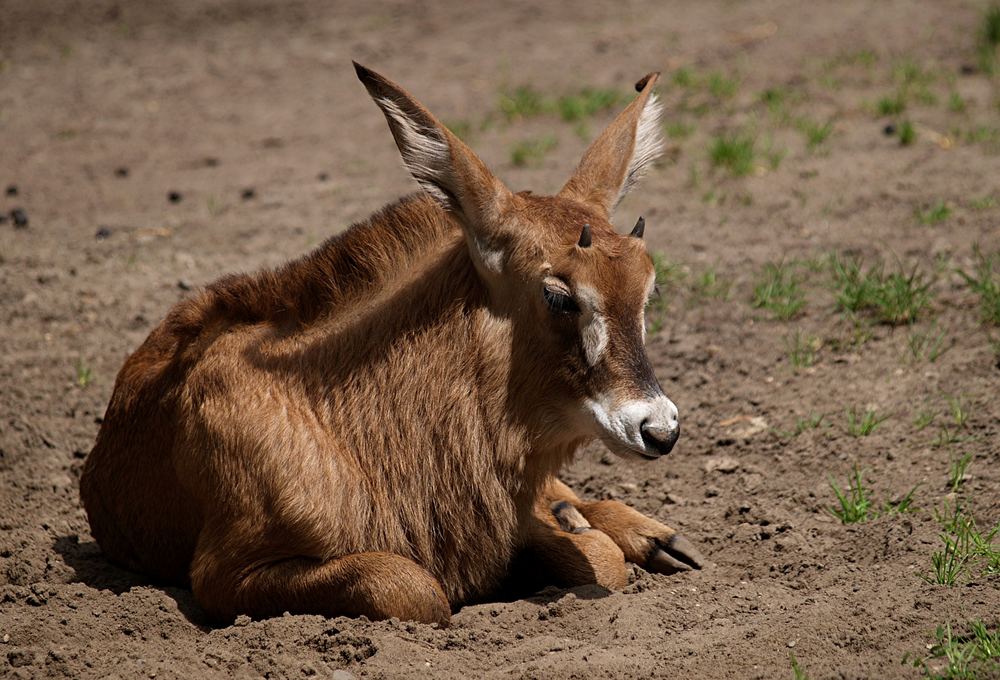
510;136;557;167
899;119;917;146
785;330;820;369
877;93;906;116
752;262;805;319
924;502;1000;586
709;131;757;176
829;255;932;325
828;464;917;524
75;359;93;388
957;246;1000;325
798;118;834;150
845;407;889;437
916;201;952;225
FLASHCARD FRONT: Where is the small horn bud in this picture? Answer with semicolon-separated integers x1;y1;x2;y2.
578;223;592;248
630;216;645;238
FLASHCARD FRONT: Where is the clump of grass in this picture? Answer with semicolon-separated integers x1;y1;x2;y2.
978;5;1000;74
957;246;1000;325
932;394;972;448
829;255;933;325
906;323;951;363
924;502;1000;585
877;93;906;116
948;92;967;114
785;330;820;369
798;118;833;150
499;85;624;123
906;621;1000;678
75;359;93;388
790;653;810;680
709;130;757;176
970;194;998;210
752;262;805;319
914;409;936;431
916;201;952;225
665;120;694;140
948;453;973;493
689;267;731;302
510;136;557;167
845;406;889;437
706;72;738;99
777;413;825;439
499;86;548;120
556;89;623;122
828;464;917;523
899;120;916;146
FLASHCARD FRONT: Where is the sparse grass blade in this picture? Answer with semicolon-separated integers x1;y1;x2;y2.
845;407;889;437
957;246;1000;325
510;136;557;167
75;359;93;388
753;262;805;319
709;130;757;177
949;453;973;493
916;201;952;225
785;330;820;369
829;464;874;523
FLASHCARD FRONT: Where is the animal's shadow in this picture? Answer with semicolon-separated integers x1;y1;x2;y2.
52;535;212;630
53;535;612;628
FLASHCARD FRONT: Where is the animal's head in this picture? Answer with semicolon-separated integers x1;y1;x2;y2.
355;63;677;461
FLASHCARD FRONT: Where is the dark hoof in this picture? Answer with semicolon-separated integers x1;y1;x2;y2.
648;534;705;573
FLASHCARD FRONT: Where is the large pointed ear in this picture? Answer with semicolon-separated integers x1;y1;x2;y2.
559;73;663;218
353;62;512;235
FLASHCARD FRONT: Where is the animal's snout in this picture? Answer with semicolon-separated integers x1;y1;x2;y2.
640;419;679;456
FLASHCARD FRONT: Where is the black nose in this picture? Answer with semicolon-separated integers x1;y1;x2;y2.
640;420;679;456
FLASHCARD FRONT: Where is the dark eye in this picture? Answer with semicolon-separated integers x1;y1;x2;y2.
544;286;580;313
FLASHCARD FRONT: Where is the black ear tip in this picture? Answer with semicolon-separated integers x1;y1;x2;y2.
353;60;375;84
635;72;660;92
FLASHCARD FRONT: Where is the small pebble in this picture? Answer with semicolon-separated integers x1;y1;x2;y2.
241;187;256;200
177;279;192;291
10;208;28;228
317;172;329;182
203;157;220;167
167;191;182;204
5;184;17;196
95;227;112;240
114;167;129;178
883;124;895;136
960;63;977;75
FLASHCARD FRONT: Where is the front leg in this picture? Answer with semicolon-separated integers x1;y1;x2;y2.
515;495;628;591
545;478;706;574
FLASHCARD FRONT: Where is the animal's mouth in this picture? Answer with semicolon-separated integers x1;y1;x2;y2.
598;435;664;461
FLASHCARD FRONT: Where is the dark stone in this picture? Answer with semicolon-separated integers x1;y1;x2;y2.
114;167;129;178
167;191;182;204
883;124;896;136
10;208;28;228
5;184;17;196
241;187;256;200
317;172;329;182
95;227;111;240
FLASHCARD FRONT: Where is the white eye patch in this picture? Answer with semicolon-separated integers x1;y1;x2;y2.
575;285;608;367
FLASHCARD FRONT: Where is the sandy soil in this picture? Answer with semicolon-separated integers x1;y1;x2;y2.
2;1;999;677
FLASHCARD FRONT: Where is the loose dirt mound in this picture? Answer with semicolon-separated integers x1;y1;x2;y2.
2;1;998;677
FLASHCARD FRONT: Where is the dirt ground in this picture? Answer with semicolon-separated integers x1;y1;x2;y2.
2;0;1000;677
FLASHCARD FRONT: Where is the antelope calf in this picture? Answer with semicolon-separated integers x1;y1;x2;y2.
80;63;704;626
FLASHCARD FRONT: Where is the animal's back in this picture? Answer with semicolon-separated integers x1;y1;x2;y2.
80;195;460;585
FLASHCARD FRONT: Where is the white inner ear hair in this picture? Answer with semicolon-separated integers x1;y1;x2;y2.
377;97;454;207
618;94;664;205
